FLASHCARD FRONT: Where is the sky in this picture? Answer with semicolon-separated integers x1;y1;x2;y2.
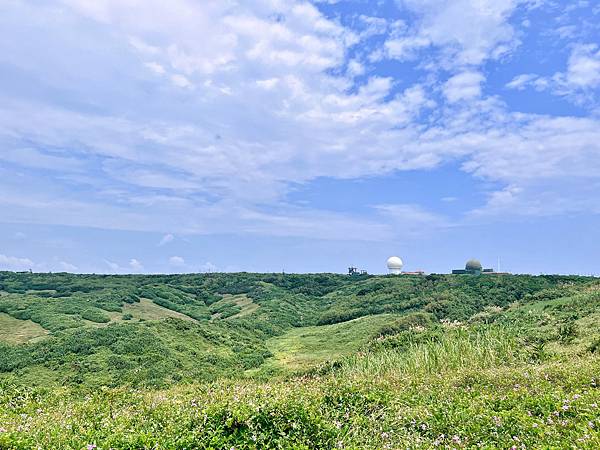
0;0;599;275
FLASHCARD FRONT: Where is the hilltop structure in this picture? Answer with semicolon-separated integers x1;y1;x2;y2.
348;266;368;276
386;256;403;275
452;259;495;275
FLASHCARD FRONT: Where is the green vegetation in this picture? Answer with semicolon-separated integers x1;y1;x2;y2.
265;314;400;371
0;313;48;344
0;271;599;448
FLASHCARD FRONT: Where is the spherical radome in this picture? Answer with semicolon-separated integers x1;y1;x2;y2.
465;259;483;271
387;256;403;275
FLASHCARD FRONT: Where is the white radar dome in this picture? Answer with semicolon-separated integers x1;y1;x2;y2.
386;256;403;275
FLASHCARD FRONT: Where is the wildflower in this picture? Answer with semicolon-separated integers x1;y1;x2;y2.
561;404;569;411
87;445;97;450
493;416;502;427
452;435;461;444
0;428;6;433
573;394;581;400
589;421;595;429
334;420;342;429
381;431;390;440
420;423;428;430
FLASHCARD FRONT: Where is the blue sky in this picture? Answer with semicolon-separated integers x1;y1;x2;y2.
0;0;599;275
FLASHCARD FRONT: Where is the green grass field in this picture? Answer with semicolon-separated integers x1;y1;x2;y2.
265;314;399;371
0;271;599;448
0;313;48;344
121;298;198;322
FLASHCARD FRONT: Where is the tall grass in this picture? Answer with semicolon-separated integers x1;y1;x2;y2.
337;325;525;379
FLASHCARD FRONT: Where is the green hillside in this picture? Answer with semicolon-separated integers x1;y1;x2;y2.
1;271;600;448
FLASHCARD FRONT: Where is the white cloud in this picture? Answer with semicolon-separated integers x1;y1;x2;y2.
58;261;79;272
357;15;390;38
0;254;35;271
346;59;365;77
384;36;430;61
104;260;120;271
170;74;193;89
506;45;600;102
144;61;166;75
199;261;217;273
565;44;600;89
129;258;143;271
444;71;485;102
374;203;449;236
506;73;538;90
387;0;524;66
158;233;175;246
0;0;599;241
0;148;84;172
168;256;185;266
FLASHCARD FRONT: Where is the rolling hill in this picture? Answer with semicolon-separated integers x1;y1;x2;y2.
1;271;599;448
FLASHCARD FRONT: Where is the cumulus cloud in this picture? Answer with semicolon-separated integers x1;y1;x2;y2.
0;254;35;271
105;259;144;273
168;256;185;267
564;44;600;89
129;258;143;271
506;44;600;103
386;0;524;66
444;72;485;102
0;0;598;244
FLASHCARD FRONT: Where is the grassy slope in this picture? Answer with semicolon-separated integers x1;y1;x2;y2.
264;314;399;371
120;298;198;322
1;327;599;449
0;313;48;344
1;272;600;447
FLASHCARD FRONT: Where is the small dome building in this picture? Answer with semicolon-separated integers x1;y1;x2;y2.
465;259;483;272
387;256;403;275
452;258;494;275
